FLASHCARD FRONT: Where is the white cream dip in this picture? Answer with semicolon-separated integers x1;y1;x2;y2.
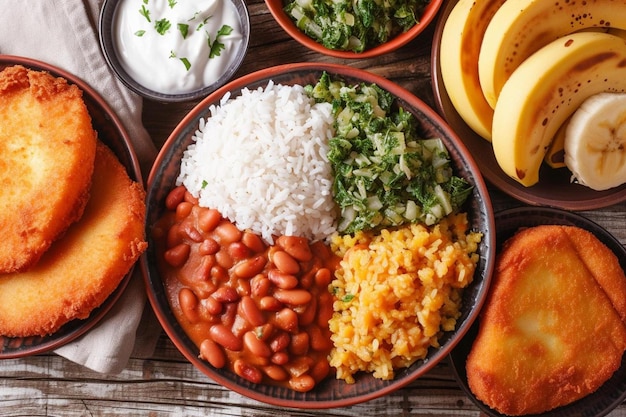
113;0;242;94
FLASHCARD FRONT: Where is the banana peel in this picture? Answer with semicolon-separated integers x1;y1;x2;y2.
479;0;626;109
439;0;506;141
491;32;626;187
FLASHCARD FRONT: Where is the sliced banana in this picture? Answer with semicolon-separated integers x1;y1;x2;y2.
564;93;626;191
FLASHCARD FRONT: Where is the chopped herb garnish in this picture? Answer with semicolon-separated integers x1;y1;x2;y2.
197;16;212;30
201;180;208;189
341;294;355;302
168;0;177;8
207;24;233;58
139;5;151;22
155;18;172;35
170;51;191;71
134;30;146;37
179;57;191;71
178;23;189;39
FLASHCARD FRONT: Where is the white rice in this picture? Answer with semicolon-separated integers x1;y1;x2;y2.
176;80;337;244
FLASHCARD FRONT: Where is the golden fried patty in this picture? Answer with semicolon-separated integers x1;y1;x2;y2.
466;225;626;415
0;65;97;273
0;142;147;337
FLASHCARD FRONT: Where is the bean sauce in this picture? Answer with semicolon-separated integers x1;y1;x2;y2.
153;185;340;392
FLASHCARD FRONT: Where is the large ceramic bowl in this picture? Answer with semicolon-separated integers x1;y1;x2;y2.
265;0;443;59
142;62;495;408
99;0;250;103
0;55;142;358
450;206;626;417
430;0;626;210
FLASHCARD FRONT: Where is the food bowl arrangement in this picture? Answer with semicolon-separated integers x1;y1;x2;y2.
450;206;626;417
99;0;250;102
0;55;143;358
265;0;443;59
430;0;626;210
142;62;495;408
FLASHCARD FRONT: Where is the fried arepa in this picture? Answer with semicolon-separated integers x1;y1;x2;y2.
0;65;97;273
0;142;147;337
466;225;626;415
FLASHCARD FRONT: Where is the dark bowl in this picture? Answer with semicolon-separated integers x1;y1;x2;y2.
430;0;626;210
265;0;443;59
0;55;143;358
142;62;495;408
450;206;626;417
99;0;250;103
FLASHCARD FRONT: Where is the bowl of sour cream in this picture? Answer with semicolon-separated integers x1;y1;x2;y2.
99;0;250;102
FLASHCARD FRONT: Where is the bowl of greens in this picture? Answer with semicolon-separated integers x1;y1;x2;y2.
265;0;443;58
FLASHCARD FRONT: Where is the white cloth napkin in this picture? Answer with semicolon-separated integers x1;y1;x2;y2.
0;0;161;374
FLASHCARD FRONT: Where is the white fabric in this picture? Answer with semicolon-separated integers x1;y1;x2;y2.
0;0;161;374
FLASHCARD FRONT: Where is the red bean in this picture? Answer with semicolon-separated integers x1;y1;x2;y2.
233;359;262;384
179;288;200;324
242;231;266;253
289;332;309;356
297;296;317;326
269;331;290;353
270;351;289;365
164;243;190;267
215;221;242;244
197;208;221;232
277;236;313;262
233;255;267;279
209;324;242;351
199;338;226;369
165;185;187;210
307;324;332;352
184;191;198;204
272;250;300;275
215;249;233;269
263;365;289;381
274;308;299;333
259;296;282;312
250;275;270;298
314;267;332;288
204;296;223;315
228;242;251;261
175;201;194;221
317;291;334;327
267;269;298;289
199;238;220;255
273;289;312;306
310;359;331;382
212;286;239;303
239;296;265;326
288;374;315;392
243;331;271;358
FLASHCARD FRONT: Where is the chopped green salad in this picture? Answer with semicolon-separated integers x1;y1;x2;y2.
284;0;430;52
306;72;473;234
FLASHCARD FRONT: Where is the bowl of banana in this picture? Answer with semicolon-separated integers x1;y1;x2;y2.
431;0;626;210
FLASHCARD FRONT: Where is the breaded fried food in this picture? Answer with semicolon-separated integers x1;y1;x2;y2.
0;65;97;273
0;142;147;337
466;225;626;415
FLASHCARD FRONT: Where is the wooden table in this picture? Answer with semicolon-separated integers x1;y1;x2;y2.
2;0;626;415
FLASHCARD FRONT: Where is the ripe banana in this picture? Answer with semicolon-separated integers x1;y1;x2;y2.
491;31;626;187
478;0;626;109
544;118;569;169
564;93;626;191
439;0;506;141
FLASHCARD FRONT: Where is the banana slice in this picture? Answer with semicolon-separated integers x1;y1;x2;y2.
564;93;626;191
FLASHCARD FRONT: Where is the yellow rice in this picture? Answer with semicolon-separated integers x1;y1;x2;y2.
328;212;482;383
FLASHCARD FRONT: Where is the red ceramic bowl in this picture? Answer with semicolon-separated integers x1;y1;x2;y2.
0;55;142;358
143;62;495;408
265;0;443;59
